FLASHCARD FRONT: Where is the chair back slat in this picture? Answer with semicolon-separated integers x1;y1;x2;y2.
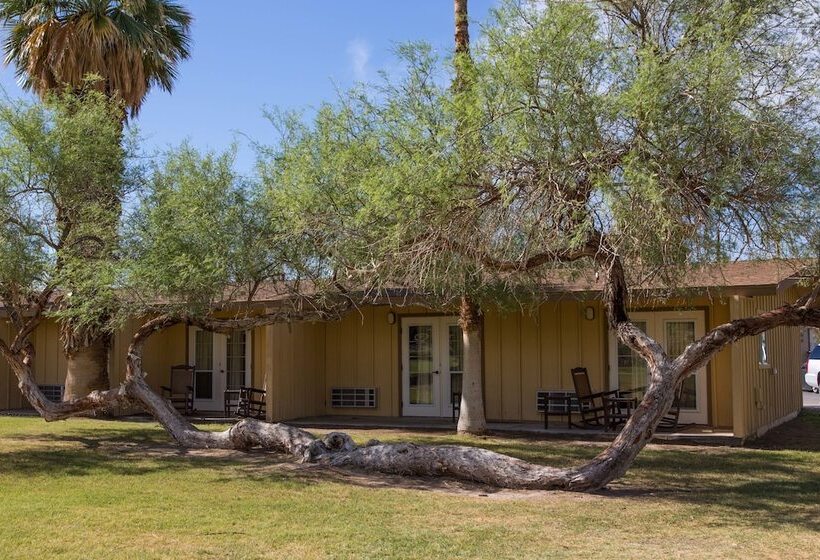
170;365;193;394
236;386;267;419
571;367;593;398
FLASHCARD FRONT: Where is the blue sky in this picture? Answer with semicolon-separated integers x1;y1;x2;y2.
0;1;497;173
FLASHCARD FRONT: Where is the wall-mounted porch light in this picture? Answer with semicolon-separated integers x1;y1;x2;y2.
584;306;595;321
387;311;396;325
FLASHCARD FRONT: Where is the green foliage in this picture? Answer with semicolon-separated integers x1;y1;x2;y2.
0;85;130;322
122;144;293;319
259;0;819;306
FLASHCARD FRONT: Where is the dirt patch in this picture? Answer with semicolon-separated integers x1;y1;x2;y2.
747;411;820;451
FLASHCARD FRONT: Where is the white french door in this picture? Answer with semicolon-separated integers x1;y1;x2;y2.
188;328;251;412
609;311;708;425
401;317;463;417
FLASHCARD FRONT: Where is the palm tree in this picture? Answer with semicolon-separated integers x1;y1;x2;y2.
0;0;192;400
1;0;192;116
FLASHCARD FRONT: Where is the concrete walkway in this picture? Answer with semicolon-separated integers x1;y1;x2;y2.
289;415;741;446
803;389;820;413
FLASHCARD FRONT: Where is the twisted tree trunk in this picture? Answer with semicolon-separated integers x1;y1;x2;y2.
4;266;819;492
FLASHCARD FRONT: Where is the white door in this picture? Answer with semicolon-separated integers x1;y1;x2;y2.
609;311;708;425
189;328;251;412
401;317;463;417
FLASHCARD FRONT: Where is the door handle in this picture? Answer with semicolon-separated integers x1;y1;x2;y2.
432;370;440;375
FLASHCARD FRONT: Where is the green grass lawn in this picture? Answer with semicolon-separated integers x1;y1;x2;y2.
0;415;818;559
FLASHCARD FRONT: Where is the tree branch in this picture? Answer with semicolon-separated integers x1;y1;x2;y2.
674;301;820;377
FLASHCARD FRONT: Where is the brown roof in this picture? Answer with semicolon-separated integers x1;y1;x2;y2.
240;259;810;304
680;260;808;291
537;259;809;295
0;260;811;315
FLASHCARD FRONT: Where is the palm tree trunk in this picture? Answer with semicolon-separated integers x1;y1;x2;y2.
59;117;123;403
457;296;487;434
455;0;469;54
63;334;110;401
452;1;487;435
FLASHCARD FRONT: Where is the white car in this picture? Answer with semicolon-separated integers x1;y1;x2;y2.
805;344;820;393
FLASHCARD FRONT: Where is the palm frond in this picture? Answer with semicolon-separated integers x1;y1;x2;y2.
0;0;193;115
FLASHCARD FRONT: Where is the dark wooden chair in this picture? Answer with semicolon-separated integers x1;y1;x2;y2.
541;392;575;429
658;384;684;431
570;367;634;430
617;383;683;431
161;365;194;415
452;392;461;422
224;388;241;417
235;387;266;420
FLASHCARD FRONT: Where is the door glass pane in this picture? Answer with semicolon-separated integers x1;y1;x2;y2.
226;330;246;390
448;325;463;398
666;321;697;409
617;320;648;396
194;330;213;399
408;325;434;405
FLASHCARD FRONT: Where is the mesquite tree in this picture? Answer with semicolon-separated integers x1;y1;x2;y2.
2;0;819;493
0;93;348;416
257;0;820;488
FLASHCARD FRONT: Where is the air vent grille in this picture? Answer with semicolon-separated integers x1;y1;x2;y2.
331;387;377;408
39;385;64;403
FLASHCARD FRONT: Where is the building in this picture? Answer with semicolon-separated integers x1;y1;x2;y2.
0;260;809;441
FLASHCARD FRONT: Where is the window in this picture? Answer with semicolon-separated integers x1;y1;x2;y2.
758;331;770;368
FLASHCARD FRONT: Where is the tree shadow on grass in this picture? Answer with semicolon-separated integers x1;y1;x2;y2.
0;426;312;488
0;419;818;531
608;447;820;530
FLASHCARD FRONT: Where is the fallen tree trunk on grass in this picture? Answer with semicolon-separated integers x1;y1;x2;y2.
3;276;820;492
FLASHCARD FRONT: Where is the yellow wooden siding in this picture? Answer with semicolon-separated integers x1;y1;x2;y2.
0;321;25;409
322;306;400;417
730;290;802;439
1;291;799;438
483;301;607;422
251;326;266;389
266;321;325;421
109;319;187;393
709;302;734;428
0;319;73;408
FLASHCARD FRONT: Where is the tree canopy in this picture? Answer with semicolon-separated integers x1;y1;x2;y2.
263;0;819;308
0;85;130;328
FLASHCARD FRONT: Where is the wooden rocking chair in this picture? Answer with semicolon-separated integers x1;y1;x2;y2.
570;367;635;430
658;383;684;431
617;382;684;431
235;387;266;420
